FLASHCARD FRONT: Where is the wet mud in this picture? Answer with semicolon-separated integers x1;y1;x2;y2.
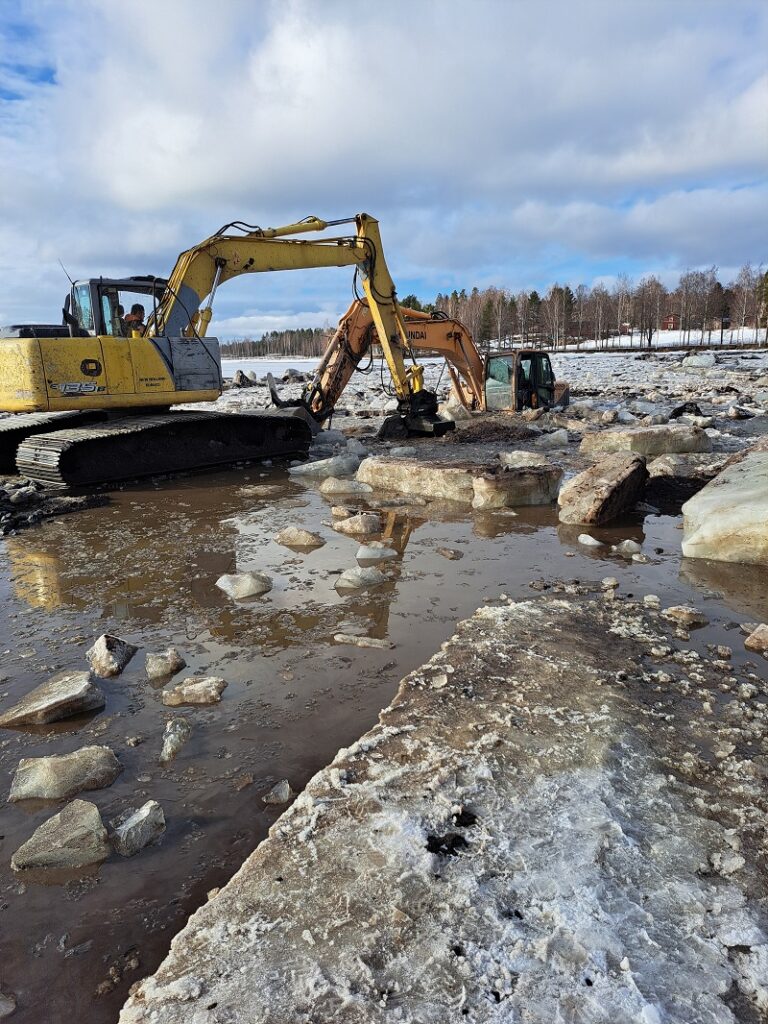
0;464;766;1023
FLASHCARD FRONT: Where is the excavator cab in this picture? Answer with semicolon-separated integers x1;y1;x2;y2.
483;350;564;412
64;277;167;337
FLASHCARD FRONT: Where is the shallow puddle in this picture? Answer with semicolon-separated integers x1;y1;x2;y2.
0;465;766;1023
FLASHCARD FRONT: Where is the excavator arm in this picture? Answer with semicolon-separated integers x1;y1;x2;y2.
288;301;485;422
146;213;445;432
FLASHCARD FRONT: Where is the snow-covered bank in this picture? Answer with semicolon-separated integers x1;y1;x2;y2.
121;593;768;1024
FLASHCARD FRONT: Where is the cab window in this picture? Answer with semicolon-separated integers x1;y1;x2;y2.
485;356;513;411
73;284;94;333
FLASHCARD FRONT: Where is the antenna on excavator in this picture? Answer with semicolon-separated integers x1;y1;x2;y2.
58;258;74;285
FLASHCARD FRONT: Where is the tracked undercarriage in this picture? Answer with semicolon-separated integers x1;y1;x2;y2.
1;410;311;487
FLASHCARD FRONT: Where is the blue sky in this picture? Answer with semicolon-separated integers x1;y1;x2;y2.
0;0;766;338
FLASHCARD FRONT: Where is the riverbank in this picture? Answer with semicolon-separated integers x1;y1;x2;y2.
121;590;768;1023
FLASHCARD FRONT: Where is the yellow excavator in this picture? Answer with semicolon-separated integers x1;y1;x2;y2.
269;299;569;433
0;213;447;485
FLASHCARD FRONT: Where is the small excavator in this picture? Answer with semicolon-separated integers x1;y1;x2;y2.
269;299;569;434
0;214;447;486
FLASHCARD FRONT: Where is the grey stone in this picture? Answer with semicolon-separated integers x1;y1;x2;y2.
288;454;360;480
578;534;604;547
558;454;648;525
355;542;398;563
274;527;325;549
11;799;109;871
86;634;138;678
216;572;272;600
335;566;387;590
162;677;227;706
319;478;373;496
471;465;563;509
145;648;186;681
535;428;569;449
0;671;105;728
262;780;294;805
682;352;716;369
581;424;712;457
498;451;548;468
0;991;16;1018
159;718;193;763
110;800;166;857
661;605;709;628
333;512;383;537
333;634;394;649
744;625;768;654
9;745;122;802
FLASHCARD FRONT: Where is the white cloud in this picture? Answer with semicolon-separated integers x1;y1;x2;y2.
0;0;765;334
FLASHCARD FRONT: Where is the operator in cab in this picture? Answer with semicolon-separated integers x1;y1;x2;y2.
123;303;145;334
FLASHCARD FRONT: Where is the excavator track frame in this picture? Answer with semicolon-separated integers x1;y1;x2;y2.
0;411;109;474
15;411;311;487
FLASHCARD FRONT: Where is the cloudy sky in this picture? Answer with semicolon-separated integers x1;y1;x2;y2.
0;0;766;338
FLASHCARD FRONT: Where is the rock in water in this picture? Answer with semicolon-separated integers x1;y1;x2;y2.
145;648;186;681
355;542;398;562
274;526;325;549
159;718;193;763
681;352;716;369
110;800;166;857
615;539;642;556
498;451;547;468
0;991;16;1019
86;634;138;678
536;428;569;449
333;512;383;537
744;624;768;654
357;457;475;502
9;745;122;802
0;671;105;728
662;605;709;628
471;465;563;509
11;799;109;871
682;450;768;566
288;454;360;480
262;780;294;805
334;566;387;590
161;677;227;706
578;534;604;548
558;454;648;525
580;424;712;457
215;572;272;599
333;633;394;649
318;478;373;496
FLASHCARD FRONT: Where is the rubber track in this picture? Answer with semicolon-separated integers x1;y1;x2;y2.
0;410;107;474
15;411;311;486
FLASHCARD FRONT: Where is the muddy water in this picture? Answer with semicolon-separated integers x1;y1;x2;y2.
0;467;766;1024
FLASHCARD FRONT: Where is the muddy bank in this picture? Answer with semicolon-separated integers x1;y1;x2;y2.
121;592;768;1024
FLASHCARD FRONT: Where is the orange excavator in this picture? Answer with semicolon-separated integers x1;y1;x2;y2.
269;300;569;435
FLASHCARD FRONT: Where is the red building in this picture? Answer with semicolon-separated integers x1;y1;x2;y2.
661;312;680;330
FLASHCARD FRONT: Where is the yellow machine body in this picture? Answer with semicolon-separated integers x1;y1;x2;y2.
0;334;219;413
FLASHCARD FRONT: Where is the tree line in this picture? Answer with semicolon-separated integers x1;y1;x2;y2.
220;263;767;358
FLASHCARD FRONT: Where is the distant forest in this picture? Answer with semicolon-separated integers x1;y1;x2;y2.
219;263;767;358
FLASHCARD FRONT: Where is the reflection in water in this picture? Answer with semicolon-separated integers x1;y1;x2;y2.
556;519;647;551
4;483;424;650
680;556;768;622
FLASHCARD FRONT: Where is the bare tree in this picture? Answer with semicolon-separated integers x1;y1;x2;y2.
589;284;610;348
